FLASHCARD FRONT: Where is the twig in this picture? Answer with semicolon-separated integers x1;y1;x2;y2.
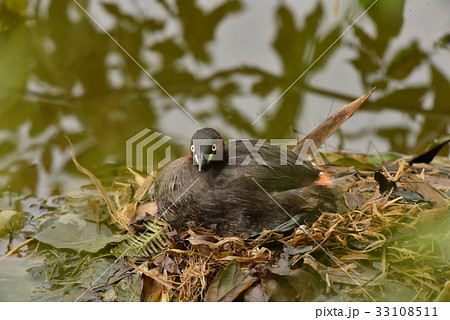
126;260;178;290
0;238;34;260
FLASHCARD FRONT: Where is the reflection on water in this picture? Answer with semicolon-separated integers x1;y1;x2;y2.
0;0;449;303
0;256;43;301
0;0;449;196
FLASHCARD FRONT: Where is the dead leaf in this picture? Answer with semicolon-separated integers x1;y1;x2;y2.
153;254;181;274
424;175;450;192
136;201;158;218
141;275;163;302
243;283;270;302
187;234;220;247
343;190;364;210
293;88;375;154
205;260;256;301
362;188;383;206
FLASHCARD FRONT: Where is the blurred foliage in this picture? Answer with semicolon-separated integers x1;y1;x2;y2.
0;0;449;197
350;0;449;153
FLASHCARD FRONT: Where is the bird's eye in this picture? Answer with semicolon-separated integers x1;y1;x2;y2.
190;145;195;152
211;144;217;152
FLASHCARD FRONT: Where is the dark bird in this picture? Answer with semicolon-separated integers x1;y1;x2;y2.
154;128;337;237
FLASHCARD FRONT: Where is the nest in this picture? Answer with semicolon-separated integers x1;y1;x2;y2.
109;158;449;302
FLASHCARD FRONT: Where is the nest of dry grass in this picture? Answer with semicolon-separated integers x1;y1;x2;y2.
72;150;449;301
113;159;448;302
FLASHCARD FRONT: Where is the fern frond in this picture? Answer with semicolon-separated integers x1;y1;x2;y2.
113;219;170;258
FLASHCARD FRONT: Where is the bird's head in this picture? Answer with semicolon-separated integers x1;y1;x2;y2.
189;128;226;171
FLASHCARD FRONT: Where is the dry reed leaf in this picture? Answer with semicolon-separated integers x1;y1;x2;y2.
131;172;154;202
293;88;375;154
127;167;146;186
117;202;138;229
67;139;118;218
127;261;177;290
401;174;448;207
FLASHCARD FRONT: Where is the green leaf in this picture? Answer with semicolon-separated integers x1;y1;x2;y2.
33;213;124;253
325;154;378;170
334;158;377;170
0;210;23;238
367;153;402;165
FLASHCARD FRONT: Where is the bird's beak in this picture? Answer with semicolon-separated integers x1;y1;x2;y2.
198;153;208;171
194;153;208;171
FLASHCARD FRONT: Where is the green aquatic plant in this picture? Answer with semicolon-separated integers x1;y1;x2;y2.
113;220;170;258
